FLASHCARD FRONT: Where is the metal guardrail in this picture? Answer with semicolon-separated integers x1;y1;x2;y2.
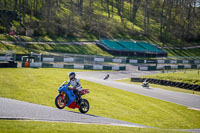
131;78;200;91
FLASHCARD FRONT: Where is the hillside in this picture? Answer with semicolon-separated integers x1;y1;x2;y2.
0;41;112;56
0;0;200;48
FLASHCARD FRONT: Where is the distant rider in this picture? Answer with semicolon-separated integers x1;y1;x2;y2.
67;72;83;98
142;79;149;88
104;73;110;80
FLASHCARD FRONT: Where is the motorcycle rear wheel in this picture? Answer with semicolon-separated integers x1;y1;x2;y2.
55;94;67;109
79;99;89;114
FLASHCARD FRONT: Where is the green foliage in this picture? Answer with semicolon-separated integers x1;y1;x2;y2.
0;26;7;33
0;43;29;54
0;34;16;41
0;68;200;129
0;0;199;46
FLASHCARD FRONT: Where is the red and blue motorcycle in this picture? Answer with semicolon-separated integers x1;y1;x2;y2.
55;81;90;113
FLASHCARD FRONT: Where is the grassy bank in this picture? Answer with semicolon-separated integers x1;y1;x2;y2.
0;34;97;42
0;120;186;133
0;42;111;56
0;68;200;129
166;48;200;57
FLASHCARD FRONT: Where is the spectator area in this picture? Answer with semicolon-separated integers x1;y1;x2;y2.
98;39;167;57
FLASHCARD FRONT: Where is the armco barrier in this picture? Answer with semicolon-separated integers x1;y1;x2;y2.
0;62;17;68
94;58;104;62
40;55;127;64
191;65;197;69
138;64;200;71
22;62;126;71
178;65;184;69
93;65;103;70
112;66;119;70
64;64;74;69
128;59;200;64
42;63;53;68
54;56;64;62
53;64;64;68
12;54;200;65
84;65;93;70
30;62;42;68
119;66;126;70
131;78;200;91
74;64;84;69
64;58;74;62
43;58;54;62
104;57;113;62
103;66;112;70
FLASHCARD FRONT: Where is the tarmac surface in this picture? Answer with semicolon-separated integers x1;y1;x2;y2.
77;69;200;109
0;97;149;128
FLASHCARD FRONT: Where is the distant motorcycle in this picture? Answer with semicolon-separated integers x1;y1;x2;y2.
142;80;149;88
104;73;109;80
55;81;90;113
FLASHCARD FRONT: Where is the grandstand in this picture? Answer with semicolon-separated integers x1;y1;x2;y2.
97;39;167;57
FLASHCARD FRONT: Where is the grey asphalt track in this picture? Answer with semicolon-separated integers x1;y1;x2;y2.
0;97;149;128
77;70;200;109
2;97;200;132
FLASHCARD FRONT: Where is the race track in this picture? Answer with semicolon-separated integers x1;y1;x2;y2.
77;70;200;109
1;67;200;132
0;97;149;128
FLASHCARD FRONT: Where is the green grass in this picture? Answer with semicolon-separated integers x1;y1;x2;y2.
0;42;29;54
0;42;112;56
0;120;187;133
0;68;200;129
166;48;200;57
141;70;200;85
116;79;200;95
0;34;97;42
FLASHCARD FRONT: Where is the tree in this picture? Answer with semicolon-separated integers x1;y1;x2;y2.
116;0;124;24
143;0;150;35
131;0;142;24
79;0;83;16
160;0;173;47
106;0;110;17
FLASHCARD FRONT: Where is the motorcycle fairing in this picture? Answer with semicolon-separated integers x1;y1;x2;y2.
58;84;77;107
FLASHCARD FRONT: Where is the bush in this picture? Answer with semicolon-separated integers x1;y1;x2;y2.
0;26;7;33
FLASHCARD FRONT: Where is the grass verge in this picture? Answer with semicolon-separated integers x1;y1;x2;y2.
116;79;200;95
0;120;186;133
0;68;200;129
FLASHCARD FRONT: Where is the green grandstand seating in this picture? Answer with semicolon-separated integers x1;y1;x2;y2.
136;42;160;52
100;39;163;53
101;40;126;50
118;41;146;51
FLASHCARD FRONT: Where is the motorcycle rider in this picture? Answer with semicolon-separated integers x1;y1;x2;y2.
67;72;83;99
142;79;149;88
104;73;110;80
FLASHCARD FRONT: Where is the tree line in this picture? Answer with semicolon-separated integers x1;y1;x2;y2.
0;0;200;47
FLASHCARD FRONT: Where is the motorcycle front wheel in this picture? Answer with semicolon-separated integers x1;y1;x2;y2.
55;94;67;109
79;99;89;114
